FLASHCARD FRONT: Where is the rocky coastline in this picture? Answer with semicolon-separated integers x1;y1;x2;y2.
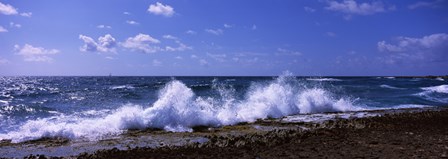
3;108;448;159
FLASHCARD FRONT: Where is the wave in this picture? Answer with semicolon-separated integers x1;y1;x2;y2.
421;85;448;94
0;72;361;143
282;104;430;123
414;85;448;103
387;104;430;109
110;85;135;90
306;78;342;82
379;84;403;90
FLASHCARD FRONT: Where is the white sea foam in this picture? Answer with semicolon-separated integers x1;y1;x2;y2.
421;85;448;94
306;78;342;82
380;84;403;90
416;85;448;103
0;73;363;143
0;100;9;106
435;77;444;81
283;104;430;123
110;85;135;90
282;112;379;123
388;104;430;109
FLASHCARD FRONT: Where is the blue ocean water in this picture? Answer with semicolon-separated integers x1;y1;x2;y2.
0;73;447;143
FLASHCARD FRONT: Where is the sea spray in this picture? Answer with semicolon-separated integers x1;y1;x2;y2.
422;85;448;94
143;80;220;132
0;74;389;143
416;85;448;103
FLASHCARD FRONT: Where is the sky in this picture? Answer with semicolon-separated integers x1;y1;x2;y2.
0;0;447;76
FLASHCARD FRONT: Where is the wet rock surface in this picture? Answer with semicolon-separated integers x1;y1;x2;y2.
3;108;448;159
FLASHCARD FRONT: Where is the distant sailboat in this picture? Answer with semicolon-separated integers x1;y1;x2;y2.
109;73;112;77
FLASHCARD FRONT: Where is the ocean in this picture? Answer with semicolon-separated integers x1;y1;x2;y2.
1;73;447;143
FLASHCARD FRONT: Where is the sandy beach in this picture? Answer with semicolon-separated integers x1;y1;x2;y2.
2;107;445;159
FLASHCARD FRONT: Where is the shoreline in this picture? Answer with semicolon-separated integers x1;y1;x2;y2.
78;108;448;159
1;107;447;158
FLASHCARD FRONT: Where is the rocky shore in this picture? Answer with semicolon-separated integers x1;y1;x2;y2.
4;108;448;159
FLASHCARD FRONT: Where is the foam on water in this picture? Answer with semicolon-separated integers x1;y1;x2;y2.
415;85;448;103
306;78;342;82
0;73;393;143
435;77;444;81
380;84;403;90
422;85;448;94
282;104;429;123
110;85;135;90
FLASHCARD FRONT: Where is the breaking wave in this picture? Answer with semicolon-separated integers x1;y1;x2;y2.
306;78;342;82
415;85;448;103
0;72;362;143
421;85;448;94
380;84;403;90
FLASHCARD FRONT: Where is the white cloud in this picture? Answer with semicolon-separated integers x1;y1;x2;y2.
14;44;59;62
378;33;448;63
205;29;223;35
20;12;32;17
162;35;178;40
326;32;336;37
126;20;139;25
121;33;161;53
0;57;9;64
162;35;192;52
165;42;192;52
123;11;131;15
247;57;259;63
199;59;209;66
148;2;175;17
326;0;391;18
224;24;234;28
79;34;117;53
252;24;257;30
0;26;8;32
190;54;198;59
175;56;183;60
105;56;115;60
97;25;112;29
408;0;444;9
186;30;197;35
276;48;302;56
10;22;21;28
207;53;227;62
0;2;18;15
304;6;316;13
152;59;162;66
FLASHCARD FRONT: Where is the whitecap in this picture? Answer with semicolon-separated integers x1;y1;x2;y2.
0;72;363;143
380;84;403;90
435;77;445;81
110;85;135;90
421;85;448;94
306;78;342;82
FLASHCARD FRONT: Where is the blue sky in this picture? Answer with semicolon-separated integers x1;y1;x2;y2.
0;0;447;76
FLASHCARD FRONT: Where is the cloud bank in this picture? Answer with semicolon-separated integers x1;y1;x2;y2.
325;0;393;19
15;44;59;62
378;33;448;63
